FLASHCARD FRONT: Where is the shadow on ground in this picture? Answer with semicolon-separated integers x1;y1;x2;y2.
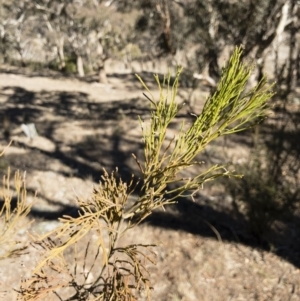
145;194;300;268
0;84;151;180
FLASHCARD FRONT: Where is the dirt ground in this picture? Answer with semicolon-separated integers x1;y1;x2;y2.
0;65;300;301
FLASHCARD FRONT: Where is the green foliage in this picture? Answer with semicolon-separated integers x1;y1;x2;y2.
226;108;300;242
226;144;299;241
17;47;274;300
126;47;274;225
63;57;78;74
49;55;92;74
49;56;78;74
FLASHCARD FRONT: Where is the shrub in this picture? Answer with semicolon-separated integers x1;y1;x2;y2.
49;55;77;74
15;46;274;300
0;143;34;261
225;103;300;243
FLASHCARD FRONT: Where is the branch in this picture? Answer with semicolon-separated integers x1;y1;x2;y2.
275;1;292;44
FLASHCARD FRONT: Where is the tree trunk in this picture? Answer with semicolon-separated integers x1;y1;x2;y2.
98;61;108;84
156;0;175;55
97;39;108;83
77;55;85;77
57;36;65;70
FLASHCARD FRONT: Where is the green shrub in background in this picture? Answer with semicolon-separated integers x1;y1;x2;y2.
226;124;300;244
48;55;77;74
13;46;274;300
